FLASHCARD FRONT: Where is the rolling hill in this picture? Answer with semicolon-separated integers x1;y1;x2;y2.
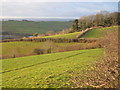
1;25;118;88
2;21;72;34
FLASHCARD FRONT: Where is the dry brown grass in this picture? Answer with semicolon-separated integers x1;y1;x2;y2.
57;41;101;53
70;26;119;88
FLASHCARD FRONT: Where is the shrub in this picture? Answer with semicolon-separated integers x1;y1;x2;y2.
41;40;57;54
34;49;45;55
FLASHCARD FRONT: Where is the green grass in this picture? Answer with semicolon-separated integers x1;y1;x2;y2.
1;42;44;57
82;26;119;38
1;41;86;58
43;32;82;39
2;21;72;34
43;26;119;39
2;48;104;88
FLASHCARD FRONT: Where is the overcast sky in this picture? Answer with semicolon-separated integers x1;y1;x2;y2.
1;1;119;18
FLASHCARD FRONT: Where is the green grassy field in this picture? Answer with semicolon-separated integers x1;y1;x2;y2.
1;26;118;58
2;48;103;88
43;32;82;39
42;26;118;39
1;41;86;58
81;26;118;38
2;21;72;34
1;42;44;57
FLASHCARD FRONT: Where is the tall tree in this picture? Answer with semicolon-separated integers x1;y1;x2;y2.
71;19;79;32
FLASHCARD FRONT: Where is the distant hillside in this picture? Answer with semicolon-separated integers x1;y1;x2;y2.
1;21;72;39
2;21;72;34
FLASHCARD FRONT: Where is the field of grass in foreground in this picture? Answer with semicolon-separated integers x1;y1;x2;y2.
2;48;103;88
81;26;118;38
43;32;82;39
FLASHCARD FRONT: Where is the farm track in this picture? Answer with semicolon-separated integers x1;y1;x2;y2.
1;52;85;74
